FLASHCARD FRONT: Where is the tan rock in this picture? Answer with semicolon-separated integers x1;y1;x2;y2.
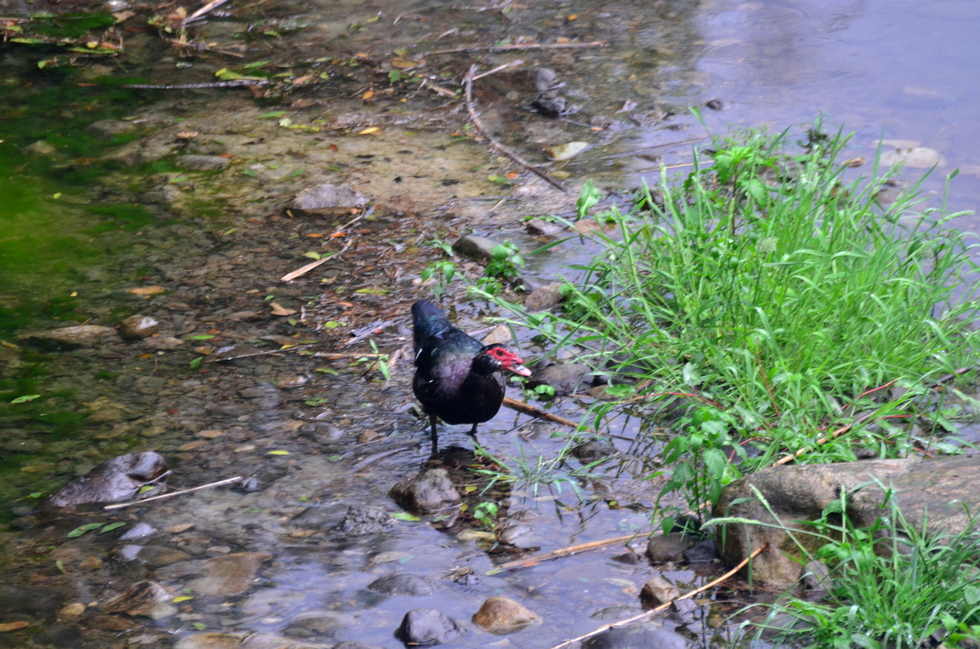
472;596;540;634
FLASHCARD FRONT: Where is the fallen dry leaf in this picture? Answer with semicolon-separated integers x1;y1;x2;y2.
358;126;380;135
126;286;166;297
0;621;30;632
176;131;199;140
269;302;297;316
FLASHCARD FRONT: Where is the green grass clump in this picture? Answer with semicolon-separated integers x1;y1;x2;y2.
487;120;979;510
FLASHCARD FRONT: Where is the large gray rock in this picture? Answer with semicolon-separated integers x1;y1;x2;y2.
452;235;501;263
367;574;436;597
45;452;168;508
712;455;980;585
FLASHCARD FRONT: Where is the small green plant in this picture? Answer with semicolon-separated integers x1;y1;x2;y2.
472;501;499;529
476;241;525;296
421;260;456;300
523;384;556;401
421;238;456;299
369;339;390;381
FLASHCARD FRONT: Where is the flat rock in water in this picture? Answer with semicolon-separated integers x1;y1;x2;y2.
394;609;466;646
184;552;272;596
289;183;367;216
713;454;980;585
367;574;436;597
339;505;395;536
525;218;565;236
472;596;540;634
333;642;385;649
22;325;120;350
287;610;354;634
174;632;332;649
177;155;230;171
389;469;461;514
582;623;689;649
0;584;65;619
44;452;168;509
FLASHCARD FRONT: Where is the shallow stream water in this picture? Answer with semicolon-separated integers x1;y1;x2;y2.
1;0;978;647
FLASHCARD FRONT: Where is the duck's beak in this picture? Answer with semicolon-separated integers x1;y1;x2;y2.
504;357;532;377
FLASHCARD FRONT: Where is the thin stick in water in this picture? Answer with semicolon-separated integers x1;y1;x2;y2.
103;476;243;510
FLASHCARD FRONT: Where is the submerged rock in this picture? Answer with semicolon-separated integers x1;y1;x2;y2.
523;282;565;311
178;154;231;171
394;609;466;646
101;581;169;617
186;552;273;596
44;452;168;509
529;363;591;396
174;632;332;649
572;440;618;464
472;596;540;634
85;119;136;138
340;505;395;536
367;574;436;597
22;325;120;350
389;469;461;514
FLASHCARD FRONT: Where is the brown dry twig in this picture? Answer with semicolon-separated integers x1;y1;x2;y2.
502;397;579;428
489;532;647;574
547;541;769;649
463;65;568;194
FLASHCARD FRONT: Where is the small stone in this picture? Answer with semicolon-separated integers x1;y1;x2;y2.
498;523;534;546
58;603;87;619
395;609;466;646
480;325;513;346
139;546;192;568
119;315;159;340
389;469;461;514
367;574;436;597
78;556;103;571
639;575;680;608
277;375;309;390
148;602;178;620
85;119;136;138
196;429;223;439
456;529;496;542
177;155;230;171
192;346;214;356
526;219;564;236
472;596;540;634
166;523;194;534
287;610;353;634
177;441;206;452
452;235;502;262
90;614;136;631
357;430;383;443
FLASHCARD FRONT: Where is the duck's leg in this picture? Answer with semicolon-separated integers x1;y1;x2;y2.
429;414;439;456
468;423;478;437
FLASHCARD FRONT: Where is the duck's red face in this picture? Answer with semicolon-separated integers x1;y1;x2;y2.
484;346;532;377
